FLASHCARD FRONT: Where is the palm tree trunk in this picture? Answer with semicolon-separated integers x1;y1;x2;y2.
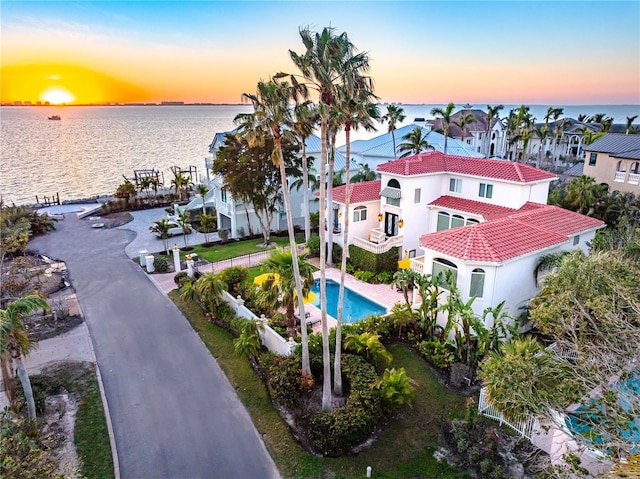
16;356;36;419
302;143;311;243
319;118;332;412
391;129;397;160
326;134;336;266
274;135;310;375
334;124;351;396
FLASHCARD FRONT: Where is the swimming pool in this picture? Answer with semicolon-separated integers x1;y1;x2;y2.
564;371;640;450
310;279;387;323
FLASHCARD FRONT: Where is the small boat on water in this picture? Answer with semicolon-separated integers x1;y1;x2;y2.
48;115;61;120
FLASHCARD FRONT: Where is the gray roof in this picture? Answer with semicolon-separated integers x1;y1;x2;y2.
562;162;584;178
584;133;640;160
338;123;483;159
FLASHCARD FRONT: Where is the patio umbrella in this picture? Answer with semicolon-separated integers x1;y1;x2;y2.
253;273;280;287
398;258;411;269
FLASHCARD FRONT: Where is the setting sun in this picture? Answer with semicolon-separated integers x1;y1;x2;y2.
40;86;75;104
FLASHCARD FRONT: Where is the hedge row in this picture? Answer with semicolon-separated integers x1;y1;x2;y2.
348;245;399;274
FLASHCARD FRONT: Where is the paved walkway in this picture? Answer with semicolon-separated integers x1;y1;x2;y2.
28;214;280;479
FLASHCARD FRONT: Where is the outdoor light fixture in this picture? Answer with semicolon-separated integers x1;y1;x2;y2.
377;213;383;222
398;219;405;228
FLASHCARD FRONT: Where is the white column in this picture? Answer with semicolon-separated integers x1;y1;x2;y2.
145;255;155;273
172;244;181;272
186;259;195;277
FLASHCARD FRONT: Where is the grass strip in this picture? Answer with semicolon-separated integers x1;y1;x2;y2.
170;290;470;478
181;235;303;262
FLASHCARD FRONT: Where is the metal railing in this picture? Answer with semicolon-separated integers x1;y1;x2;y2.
478;388;539;441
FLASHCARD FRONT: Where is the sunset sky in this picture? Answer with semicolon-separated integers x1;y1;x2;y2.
2;1;639;105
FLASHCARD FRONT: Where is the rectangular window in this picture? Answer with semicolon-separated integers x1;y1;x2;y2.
408;249;416;258
353;207;367;222
449;178;462;193
589;153;597;166
432;261;457;290
414;188;421;204
479;183;493;198
470;272;485;298
437;212;450;231
221;189;227;203
573;235;580;246
386;197;400;207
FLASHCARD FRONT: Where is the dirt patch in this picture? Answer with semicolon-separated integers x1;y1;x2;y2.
101;211;134;228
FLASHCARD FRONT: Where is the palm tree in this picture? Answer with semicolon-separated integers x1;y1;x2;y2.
289;26;373;410
195;183;209;216
194;272;227;311
454;111;475;143
177;210;192;248
291;102;319;242
398;127;434;158
626;115;638;135
430;102;456;154
391;269;417;306
257;248;314;335
382;105;406;159
170;170;192;202
331;83;378;396
565;175;605;215
352;162;376;182
484;104;503;158
150;219;171;254
199;213;216;244
535;124;550;166
0;294;49;418
239;78;313;375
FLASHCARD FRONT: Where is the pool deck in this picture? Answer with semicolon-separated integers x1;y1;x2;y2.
306;268;404;333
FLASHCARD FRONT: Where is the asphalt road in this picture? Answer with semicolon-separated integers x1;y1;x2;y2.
29;215;280;479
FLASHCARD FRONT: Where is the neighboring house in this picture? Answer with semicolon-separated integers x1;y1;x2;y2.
428;109;508;158
326;150;604;321
204;130;355;238
340;123;483;174
582;133;640;194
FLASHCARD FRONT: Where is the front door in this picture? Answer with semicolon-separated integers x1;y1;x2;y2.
385;212;398;237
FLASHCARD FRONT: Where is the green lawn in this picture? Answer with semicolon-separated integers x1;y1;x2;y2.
170;291;470;479
180;235;304;262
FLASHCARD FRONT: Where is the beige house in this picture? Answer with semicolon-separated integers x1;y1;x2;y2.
582;133;640;194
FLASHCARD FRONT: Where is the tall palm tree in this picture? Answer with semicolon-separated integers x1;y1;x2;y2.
177;210;192;248
291;102;319;242
535;124;550;166
454;111;475;143
626;115;638;135
331;83;378;396
1;294;49;418
238;78;313;375
552;119;569;163
565;175;605;215
288;26;372;410
382;105;406;160
484;104;503;158
170;170;192;202
194;272;227;311
430;102;456;154
258;248;314;335
195;183;209;216
199;213;216;244
352;162;376;182
398;127;434;158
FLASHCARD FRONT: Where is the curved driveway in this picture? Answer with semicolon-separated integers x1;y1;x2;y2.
29;214;279;479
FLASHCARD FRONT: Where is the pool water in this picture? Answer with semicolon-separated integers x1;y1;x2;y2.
310;279;387;323
565;371;640;450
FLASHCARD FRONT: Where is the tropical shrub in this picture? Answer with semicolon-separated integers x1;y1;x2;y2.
304;354;381;455
173;271;190;287
418;340;455;369
354;270;374;283
375;367;415;416
114;181;137;202
354;314;394;342
266;355;301;409
344;332;393;372
218;266;247;296
376;271;393;284
306;235;320;256
153;255;169;273
348;245;399;274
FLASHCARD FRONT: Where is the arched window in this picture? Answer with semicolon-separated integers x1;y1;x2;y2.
388;179;400;188
437;212;450;231
353;206;367;222
384;179;401;206
432;258;458;290
616;160;626;172
466;218;480;226
630;162;640;174
451;214;465;229
470;268;485;298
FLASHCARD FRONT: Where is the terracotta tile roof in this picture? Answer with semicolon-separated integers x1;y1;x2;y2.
330;180;381;204
420;203;604;263
377;151;557;183
429;195;516;219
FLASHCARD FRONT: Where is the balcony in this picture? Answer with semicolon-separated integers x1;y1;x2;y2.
352;233;403;254
614;171;626;182
409;256;426;275
628;173;639;185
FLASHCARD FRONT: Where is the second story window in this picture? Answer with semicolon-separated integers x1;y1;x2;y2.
353;206;367;222
589;153;597;166
221;189;228;203
449;178;462;193
479;183;493;198
414;188;421;204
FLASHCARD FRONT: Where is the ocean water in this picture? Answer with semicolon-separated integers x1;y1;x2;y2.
1;104;638;206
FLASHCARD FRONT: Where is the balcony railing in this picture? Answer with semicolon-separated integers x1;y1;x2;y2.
409;256;426;275
614;171;626;182
478;389;539;441
353;234;403;254
628;173;639;185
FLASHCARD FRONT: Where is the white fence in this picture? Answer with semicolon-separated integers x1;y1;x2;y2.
477;388;539;441
221;291;295;357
